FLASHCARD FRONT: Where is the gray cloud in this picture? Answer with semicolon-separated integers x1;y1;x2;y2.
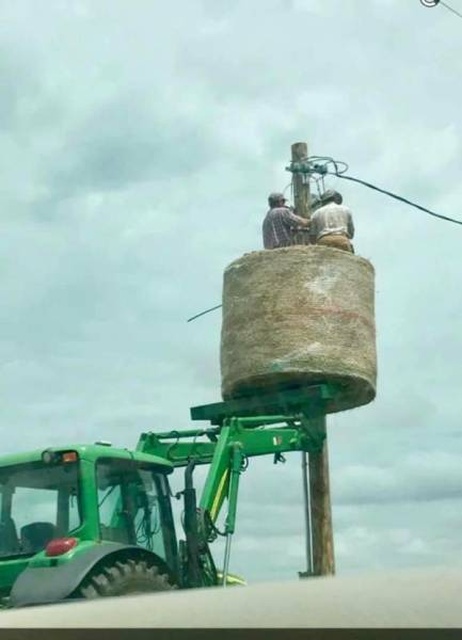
0;0;461;582
48;96;216;199
333;452;462;506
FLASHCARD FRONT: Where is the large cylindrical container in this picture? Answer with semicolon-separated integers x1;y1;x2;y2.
220;245;377;413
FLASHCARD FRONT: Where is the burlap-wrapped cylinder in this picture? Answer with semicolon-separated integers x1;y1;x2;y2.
220;245;376;414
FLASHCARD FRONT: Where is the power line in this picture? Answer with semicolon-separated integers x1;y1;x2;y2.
187;303;222;323
422;0;462;20
291;155;462;226
330;172;462;227
440;1;462;21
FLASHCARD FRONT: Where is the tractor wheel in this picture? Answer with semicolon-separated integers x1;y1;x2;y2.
76;559;176;599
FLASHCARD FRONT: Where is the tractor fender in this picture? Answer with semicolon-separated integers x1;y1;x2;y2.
10;543;169;608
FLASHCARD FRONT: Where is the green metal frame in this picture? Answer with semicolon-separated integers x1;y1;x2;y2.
137;384;335;579
1;383;338;600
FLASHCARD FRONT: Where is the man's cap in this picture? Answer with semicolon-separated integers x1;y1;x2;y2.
268;192;286;203
320;189;342;203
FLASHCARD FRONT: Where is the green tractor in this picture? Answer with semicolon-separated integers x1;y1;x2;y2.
1;384;334;607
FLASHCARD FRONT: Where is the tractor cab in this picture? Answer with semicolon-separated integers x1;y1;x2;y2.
0;449;81;598
1;444;181;606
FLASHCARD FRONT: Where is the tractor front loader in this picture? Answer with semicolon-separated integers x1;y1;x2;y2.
3;383;335;607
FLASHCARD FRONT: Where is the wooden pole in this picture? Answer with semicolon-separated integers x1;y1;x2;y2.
290;141;335;577
291;142;310;245
309;418;335;575
291;142;310;219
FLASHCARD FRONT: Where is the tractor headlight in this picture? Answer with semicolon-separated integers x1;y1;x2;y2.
41;449;58;465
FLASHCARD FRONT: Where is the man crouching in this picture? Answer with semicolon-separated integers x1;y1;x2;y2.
310;190;355;253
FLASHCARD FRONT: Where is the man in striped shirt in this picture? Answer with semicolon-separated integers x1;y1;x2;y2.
262;192;310;249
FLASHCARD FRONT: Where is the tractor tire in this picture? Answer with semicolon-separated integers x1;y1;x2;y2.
76;559;176;599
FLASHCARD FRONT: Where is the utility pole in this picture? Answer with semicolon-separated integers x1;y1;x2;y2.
290;141;335;577
291;142;311;245
309;422;335;575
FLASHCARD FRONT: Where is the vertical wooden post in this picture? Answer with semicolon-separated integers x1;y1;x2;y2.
309;418;335;575
290;141;335;577
291;142;311;245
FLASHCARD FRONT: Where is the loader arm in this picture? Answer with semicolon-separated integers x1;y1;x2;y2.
136;384;335;528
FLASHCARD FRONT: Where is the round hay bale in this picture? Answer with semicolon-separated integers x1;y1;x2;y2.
220;245;377;413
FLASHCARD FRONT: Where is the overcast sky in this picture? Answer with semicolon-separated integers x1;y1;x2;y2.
1;0;462;584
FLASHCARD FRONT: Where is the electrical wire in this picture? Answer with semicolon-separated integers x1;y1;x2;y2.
440;1;462;21
329;172;462;226
282;181;292;196
421;1;462;21
187;303;222;323
303;155;462;226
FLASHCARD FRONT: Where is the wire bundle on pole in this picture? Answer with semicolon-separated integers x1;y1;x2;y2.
288;155;462;227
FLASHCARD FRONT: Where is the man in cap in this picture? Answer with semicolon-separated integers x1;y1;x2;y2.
262;192;310;249
309;189;354;252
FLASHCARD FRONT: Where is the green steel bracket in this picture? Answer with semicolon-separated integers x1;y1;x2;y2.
189;384;338;425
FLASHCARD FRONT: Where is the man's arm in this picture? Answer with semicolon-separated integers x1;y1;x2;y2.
283;209;310;228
